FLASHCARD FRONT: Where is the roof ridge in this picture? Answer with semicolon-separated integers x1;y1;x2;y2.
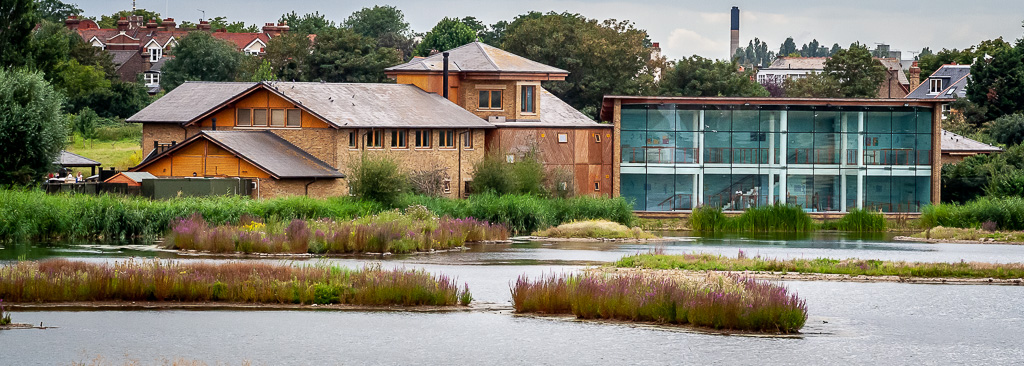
475;42;501;71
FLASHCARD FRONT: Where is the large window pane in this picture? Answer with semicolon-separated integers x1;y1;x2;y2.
788;132;813;164
621;131;646;163
916;133;932;165
646;175;674;211
917;108;933;133
733;110;759;131
864;175;892;212
704;174;732;209
864;132;891;165
891;134;916;165
733;130;763;164
704;109;731;132
646;131;674;164
867;111;892;133
648;105;674;131
788;111;814;132
675;132;698;163
814;132;839;164
705;132;731;164
676;110;700;131
786;175;813;209
811;175;840;212
621;174;647;211
892;176;918;212
621;106;646;130
893;110;916;133
673;174;695;210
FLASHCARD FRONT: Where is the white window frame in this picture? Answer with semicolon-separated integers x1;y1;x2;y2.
144;73;160;86
941;104;951;120
929;79;943;94
149;46;162;62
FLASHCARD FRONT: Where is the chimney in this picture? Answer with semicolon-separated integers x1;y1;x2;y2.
116;17;130;31
443;52;450;100
198;20;211;31
262;22;281;37
64;15;81;30
146;18;158;29
277;21;289;34
160;18;176;31
730;6;740;60
909;61;921;91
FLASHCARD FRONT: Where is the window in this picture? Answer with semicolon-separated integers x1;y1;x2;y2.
287;109;301;127
414;130;431;148
929;79;943;94
270;109;286;127
439;130;455;148
236;109;252;126
521;85;535;113
149;46;162;62
941;104;951;120
252;109;268;126
348;131;357;148
557;133;568;143
367;130;383;148
144;73;159;86
391;130;407;148
478;90;502;110
594;181;601;192
594;133;602;143
462;131;473;149
442;179;451;194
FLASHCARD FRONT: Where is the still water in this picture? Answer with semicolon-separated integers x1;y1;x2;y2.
2;233;1023;365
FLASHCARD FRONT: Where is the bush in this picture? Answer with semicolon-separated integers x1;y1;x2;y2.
922;196;1024;230
470;147;547;196
986;113;1024;146
985;169;1024;198
347;155;408;207
0;69;68;185
833;209;887;232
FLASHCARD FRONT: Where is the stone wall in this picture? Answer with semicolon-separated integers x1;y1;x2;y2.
141;123;190;156
256;178;346;199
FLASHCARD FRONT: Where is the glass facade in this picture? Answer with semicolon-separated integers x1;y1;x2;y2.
620;104;934;212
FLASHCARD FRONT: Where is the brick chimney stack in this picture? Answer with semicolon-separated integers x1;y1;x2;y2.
146;18;158;29
116;17;130;32
160;18;176;31
909;61;921;91
198;20;211;31
65;15;81;30
262;23;280;37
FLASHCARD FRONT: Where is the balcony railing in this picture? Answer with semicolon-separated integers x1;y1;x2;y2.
622;147;933;166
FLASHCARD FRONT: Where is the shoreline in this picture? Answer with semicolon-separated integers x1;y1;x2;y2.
893;235;1024;245
4;301;488;312
592;267;1024;286
512;236;678;243
164;240;514;259
512;313;803;338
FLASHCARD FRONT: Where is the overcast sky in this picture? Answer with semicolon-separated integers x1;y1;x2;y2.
73;0;1023;60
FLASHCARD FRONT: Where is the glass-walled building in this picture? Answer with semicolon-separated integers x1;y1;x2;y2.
601;97;942;213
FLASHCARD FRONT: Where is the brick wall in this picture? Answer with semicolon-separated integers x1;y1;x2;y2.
141;123;189;156
257;178;346;199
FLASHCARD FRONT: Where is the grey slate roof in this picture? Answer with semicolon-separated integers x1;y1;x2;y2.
385;42;567;74
491;87;607;128
202;131;344;178
907;65;972;99
148;57;167;73
117;171;157;183
55;151;101;167
127;82;257;123
941;130;1001;153
766;57;908;86
268;82;495;129
108;50;136;67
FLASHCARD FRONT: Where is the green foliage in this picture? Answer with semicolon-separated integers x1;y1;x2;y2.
405;193;637;234
733;204;814;232
54;59;111;103
0;69;68;185
824;43;888;98
784;72;843;98
689;206;727;233
470;149;547;196
414;17;477;57
279;11;336;35
344;5;410;39
264;32;312;82
659;56;768;97
0;0;37;67
347;155;408;208
984;169;1024;198
160;32;244;91
97;9;161;29
470;153;513;195
986;113;1024;145
833;209;887;232
733;38;775;68
922;196;1024;230
35;0;81;23
918;38;1010;79
306;27;403;83
501;12;662;115
73;107;98;139
779;37;797;56
942;144;1024;203
208;16;258;33
967;37;1024;120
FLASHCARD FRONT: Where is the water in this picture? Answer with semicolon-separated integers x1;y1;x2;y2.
2;234;1023;365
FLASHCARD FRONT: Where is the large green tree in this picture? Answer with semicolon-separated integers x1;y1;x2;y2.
414;17;476;57
159;32;244;91
264;32;312;82
784;72;843;98
35;0;81;23
501;12;663;116
823;43;887;98
779;37;797;56
344;5;415;60
968;38;1024;120
734;38;775;68
918;39;1010;79
306;27;402;83
208;16;258;33
97;9;160;28
279;11;336;35
659;56;768;97
1;0;37;67
0;69;68;185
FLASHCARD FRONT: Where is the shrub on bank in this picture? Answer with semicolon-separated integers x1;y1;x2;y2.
533;220;655;239
921;196;1024;230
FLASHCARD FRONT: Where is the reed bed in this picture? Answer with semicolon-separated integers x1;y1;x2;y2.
0;259;471;306
911;226;1024;242
616;252;1024;279
533;220;656;239
167;207;509;255
405;193;637;234
512;272;807;333
921;196;1024;231
690;204;813;233
820;209;887;232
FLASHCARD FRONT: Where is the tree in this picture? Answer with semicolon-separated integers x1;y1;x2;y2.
246;59;276;82
0;69;68;185
97;9;160;29
659;56;768;97
829;43;842;56
306;27;402;83
824;43;887;98
344;5;410;39
76;80;151;118
478;20;508;46
918;39;1010;79
784;72;842;98
279;11;335;35
966;38;1023;120
347;155;408;207
35;0;82;23
501;12;663;115
779;37;797;56
0;0;37;67
734;38;774;68
209;16;258;33
414;17;476;57
160;32;244;91
264;32;312;81
986;113;1024;145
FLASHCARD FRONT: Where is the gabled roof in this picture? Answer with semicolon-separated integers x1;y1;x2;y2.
108;50;136;67
55;151;101;167
212;33;271;51
941;130;1001;153
105;171;157;183
906;64;972;99
126;82;260;123
490;87;606;128
132;131;344;179
386;42;567;74
764;57;909;86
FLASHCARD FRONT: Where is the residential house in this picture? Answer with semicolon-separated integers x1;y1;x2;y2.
756;57;911;98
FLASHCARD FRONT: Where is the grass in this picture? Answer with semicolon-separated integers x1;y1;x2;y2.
0;299;10;325
0;259;471;306
615;252;1024;279
167;208;509;254
0;190;634;241
821;209;887;232
911;226;1024;242
921;196;1024;231
533;220;656;239
65;134;143;170
511;272;807;333
690;204;813;233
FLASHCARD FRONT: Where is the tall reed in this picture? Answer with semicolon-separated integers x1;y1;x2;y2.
689;205;728;233
921;196;1024;230
732;204;813;232
832;209;887;232
0;299;10;325
0;260;471;306
512;272;807;333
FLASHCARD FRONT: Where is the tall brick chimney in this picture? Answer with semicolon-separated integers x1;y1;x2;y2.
160;18;176;31
146;18;158;29
909;61;921;91
198;20;211;31
116;17;130;31
65;15;81;30
262;23;280;37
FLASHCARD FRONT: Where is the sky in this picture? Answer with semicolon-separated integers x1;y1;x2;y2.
71;0;1024;61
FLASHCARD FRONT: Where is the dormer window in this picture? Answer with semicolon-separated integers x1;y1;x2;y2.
521;85;536;113
149;46;162;62
929;79;943;94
